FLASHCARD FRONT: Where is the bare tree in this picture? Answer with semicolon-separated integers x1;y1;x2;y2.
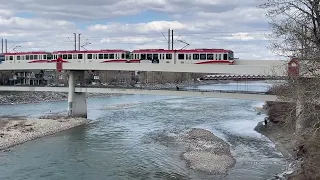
260;1;320;179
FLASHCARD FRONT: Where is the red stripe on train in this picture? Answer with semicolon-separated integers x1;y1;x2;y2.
195;60;235;64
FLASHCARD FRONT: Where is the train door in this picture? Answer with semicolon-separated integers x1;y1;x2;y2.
185;53;192;64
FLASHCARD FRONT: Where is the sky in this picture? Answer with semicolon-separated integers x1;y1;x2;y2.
0;0;285;60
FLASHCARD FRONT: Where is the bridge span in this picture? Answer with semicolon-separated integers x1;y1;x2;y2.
0;85;278;101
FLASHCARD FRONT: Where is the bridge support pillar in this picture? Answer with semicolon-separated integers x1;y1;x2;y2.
68;70;87;118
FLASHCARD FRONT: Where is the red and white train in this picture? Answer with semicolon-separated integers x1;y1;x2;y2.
1;48;235;65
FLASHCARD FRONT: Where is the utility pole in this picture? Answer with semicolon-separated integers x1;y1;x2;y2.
171;29;174;50
78;34;81;51
5;39;7;53
74;33;77;51
168;29;171;50
1;39;3;53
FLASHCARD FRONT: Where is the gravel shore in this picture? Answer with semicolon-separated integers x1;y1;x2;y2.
0;91;121;105
178;128;236;174
0;117;88;151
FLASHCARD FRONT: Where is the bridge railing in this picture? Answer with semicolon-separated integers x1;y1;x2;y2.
0;84;271;95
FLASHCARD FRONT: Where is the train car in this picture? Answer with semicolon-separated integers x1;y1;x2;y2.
131;49;175;64
174;49;235;65
52;49;135;63
3;51;53;64
131;48;235;64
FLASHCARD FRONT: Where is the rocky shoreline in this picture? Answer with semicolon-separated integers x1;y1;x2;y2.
0;116;88;151
0;91;123;105
254;105;297;180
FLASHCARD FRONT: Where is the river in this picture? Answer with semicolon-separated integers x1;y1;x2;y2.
0;81;287;180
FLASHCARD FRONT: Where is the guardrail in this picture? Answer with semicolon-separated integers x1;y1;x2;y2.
0;84;271;95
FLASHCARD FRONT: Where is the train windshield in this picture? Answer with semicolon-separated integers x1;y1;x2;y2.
0;54;4;63
228;52;234;60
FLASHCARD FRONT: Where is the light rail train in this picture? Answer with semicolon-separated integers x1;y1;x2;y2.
2;48;235;65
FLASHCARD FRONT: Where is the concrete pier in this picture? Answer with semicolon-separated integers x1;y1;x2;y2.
68;70;87;118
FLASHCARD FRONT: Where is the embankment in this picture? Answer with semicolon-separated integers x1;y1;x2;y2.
254;101;298;179
0;91;121;105
0;116;88;151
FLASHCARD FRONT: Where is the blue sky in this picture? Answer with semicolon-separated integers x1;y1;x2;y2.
0;0;283;60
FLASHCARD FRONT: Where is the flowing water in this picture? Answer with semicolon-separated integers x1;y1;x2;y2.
0;81;287;180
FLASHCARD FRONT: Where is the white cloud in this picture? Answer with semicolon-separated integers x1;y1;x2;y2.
0;0;284;60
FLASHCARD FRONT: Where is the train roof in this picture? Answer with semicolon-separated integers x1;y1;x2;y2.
132;48;233;53
52;49;129;54
4;51;51;55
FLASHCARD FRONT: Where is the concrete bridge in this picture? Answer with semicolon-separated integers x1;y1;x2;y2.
0;59;300;117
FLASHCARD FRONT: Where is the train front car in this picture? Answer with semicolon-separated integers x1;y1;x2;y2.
0;54;4;64
3;51;53;64
174;49;235;65
132;49;175;64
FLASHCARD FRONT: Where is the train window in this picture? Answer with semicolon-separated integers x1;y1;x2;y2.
178;54;184;60
218;54;221;60
20;56;25;60
78;54;83;59
153;54;158;59
223;54;228;60
103;54;108;59
186;54;191;60
62;54;67;59
141;54;146;59
58;54;62;58
26;55;29;60
73;54;77;59
166;54;172;59
200;54;206;60
121;53;125;59
93;54;97;59
214;54;217;60
109;54;114;59
9;56;13;60
17;56;20;60
193;54;199;60
30;55;34;60
34;55;38;60
87;54;92;59
99;54;104;59
43;55;46;60
147;54;152;60
207;54;213;60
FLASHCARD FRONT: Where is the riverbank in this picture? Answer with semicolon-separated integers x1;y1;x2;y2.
0;116;88;151
0;91;122;105
254;104;298;179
